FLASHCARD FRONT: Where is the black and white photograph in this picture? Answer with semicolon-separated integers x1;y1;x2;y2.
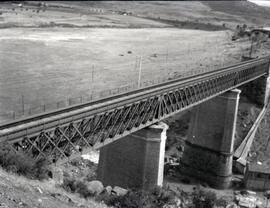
0;0;270;207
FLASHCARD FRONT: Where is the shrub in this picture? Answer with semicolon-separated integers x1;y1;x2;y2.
33;158;51;180
75;180;93;198
61;177;77;192
102;191;144;208
97;186;177;208
85;170;97;182
0;142;50;180
181;178;191;184
215;198;228;207
151;186;176;206
62;177;94;198
192;189;217;208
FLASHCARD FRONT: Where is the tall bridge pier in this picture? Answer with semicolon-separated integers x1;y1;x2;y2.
259;75;270;106
97;122;168;190
241;75;270;107
181;89;241;189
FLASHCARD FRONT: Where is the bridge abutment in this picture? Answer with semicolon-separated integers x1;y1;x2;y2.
181;89;241;189
97;122;168;190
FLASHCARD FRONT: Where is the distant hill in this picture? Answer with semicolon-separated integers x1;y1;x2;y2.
52;1;270;28
203;1;270;20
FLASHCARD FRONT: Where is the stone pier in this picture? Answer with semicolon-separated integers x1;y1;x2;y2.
97;122;168;190
241;75;270;107
181;89;241;189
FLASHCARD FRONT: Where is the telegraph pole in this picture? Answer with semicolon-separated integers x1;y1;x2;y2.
166;49;168;64
249;35;255;58
21;95;24;115
91;65;94;94
138;56;142;89
166;48;169;73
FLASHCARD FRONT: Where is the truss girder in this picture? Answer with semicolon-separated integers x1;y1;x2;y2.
0;57;269;162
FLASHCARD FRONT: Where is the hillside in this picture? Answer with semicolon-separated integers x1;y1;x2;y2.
56;1;270;28
6;1;268;29
204;1;270;20
0;167;108;208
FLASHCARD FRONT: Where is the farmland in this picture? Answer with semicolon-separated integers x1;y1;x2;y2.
0;1;269;124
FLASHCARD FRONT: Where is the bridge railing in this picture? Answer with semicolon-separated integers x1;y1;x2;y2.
0;66;221;125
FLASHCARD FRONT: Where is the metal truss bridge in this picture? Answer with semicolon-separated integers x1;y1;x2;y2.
0;57;269;162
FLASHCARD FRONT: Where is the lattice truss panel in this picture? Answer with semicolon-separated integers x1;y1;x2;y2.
6;62;269;162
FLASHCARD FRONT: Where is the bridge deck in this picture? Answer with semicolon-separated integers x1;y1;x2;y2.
0;57;269;162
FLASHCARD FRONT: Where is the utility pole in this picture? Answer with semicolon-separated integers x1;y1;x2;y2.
165;48;169;75
138;56;142;89
91;65;94;96
92;65;94;86
249;35;255;58
166;48;168;64
134;56;138;71
222;49;227;66
21;95;24;115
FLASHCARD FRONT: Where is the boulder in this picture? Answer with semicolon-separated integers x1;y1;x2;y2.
51;167;64;185
112;186;128;196
85;180;104;196
105;186;112;195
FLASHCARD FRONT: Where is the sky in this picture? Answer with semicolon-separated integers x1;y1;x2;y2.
248;0;270;7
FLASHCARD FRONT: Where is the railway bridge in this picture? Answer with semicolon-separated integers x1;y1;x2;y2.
0;57;270;189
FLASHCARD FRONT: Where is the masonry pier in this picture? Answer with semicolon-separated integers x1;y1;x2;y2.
241;75;270;107
97;122;168;190
181;89;241;189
